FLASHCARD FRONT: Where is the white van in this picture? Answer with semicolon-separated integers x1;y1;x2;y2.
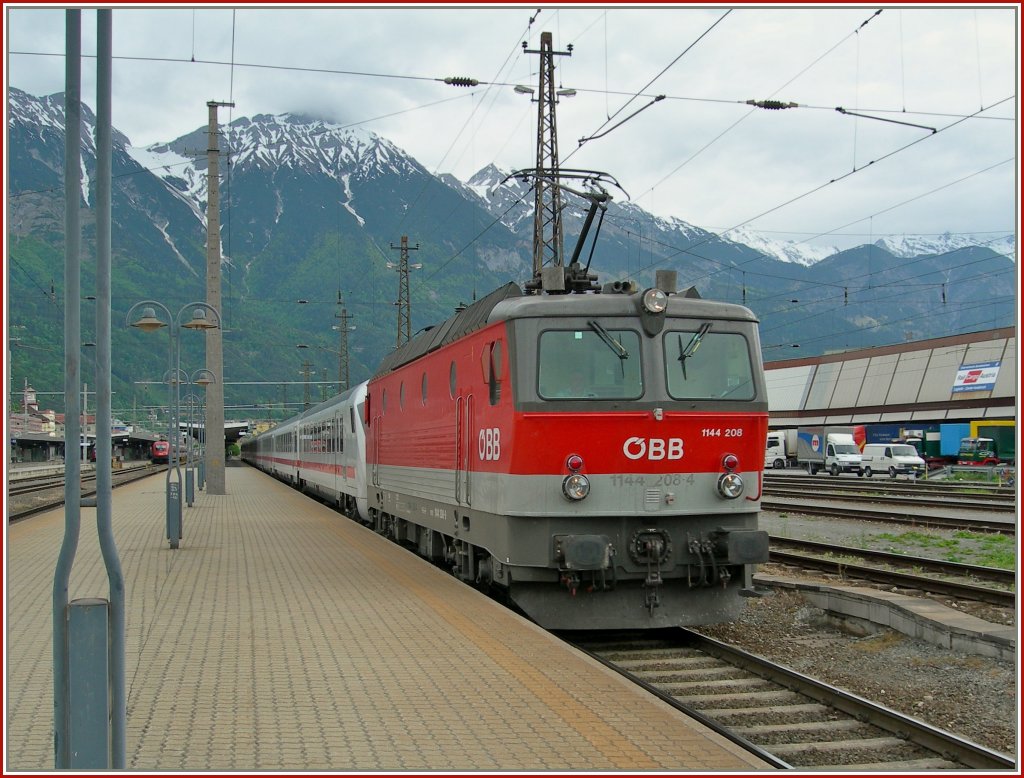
861;443;926;478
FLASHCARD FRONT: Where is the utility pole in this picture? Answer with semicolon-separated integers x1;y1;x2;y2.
204;99;233;495
388;236;420;348
524;31;572;282
334;291;354;393
300;361;313;411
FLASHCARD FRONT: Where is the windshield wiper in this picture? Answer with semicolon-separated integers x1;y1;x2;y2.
677;322;711;380
588;320;629;360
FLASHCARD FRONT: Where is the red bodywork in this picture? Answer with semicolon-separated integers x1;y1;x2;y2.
366;321;767;483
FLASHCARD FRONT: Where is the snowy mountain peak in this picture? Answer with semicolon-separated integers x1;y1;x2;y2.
125;109;431;224
718;227;840;267
875;232;1016;262
8;86;132;153
220;111;420;178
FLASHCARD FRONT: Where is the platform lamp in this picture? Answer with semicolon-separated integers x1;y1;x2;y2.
126;301;221;549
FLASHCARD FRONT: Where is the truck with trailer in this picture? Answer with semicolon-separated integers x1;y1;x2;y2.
797;425;865;476
958;427;1016;466
970;422;1016;464
764;429;798;469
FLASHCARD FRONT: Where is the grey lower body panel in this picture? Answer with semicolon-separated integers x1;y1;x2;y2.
511;577;751;630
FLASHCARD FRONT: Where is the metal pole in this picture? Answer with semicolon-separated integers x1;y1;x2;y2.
95;10;126;763
170;353;183;544
197;395;205;490
53;10;82;767
185;391;195;506
81;382;88;462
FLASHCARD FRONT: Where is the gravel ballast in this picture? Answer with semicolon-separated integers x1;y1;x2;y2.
698;577;1018;758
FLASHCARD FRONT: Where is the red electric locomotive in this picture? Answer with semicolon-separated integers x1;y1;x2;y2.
365;275;770;630
150;439;170;464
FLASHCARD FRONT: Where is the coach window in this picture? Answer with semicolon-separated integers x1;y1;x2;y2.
382;389;387;415
664;329;755;400
538;328;642;400
399;381;405;410
449;361;457;398
421;372;428;405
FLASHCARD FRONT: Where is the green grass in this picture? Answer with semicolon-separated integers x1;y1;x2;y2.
870;530;1016;570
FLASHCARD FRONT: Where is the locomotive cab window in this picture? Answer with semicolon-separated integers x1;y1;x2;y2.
664;327;755;400
538;327;642;400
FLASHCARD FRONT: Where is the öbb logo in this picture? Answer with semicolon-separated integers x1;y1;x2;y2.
623;437;684;460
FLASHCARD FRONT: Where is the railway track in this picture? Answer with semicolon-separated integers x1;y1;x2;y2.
765;472;1015;500
768;537;1015;608
766;471;1013;491
759;498;1014;536
7;465;161;521
566;629;1015;771
764;484;1015;513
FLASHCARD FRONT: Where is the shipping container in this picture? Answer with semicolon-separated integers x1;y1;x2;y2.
940;423;972;457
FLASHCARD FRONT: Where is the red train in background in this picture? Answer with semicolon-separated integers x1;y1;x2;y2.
150;440;170;464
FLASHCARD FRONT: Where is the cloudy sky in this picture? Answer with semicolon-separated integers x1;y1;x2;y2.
5;3;1020;253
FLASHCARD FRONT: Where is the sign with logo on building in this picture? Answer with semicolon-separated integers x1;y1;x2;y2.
952;361;1001;394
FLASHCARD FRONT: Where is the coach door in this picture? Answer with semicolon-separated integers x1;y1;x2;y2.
455;394;473;506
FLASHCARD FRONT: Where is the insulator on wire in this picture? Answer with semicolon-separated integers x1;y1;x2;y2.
746;99;799;110
444;76;479;87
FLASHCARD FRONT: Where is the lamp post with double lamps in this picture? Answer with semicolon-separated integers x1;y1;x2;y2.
126;301;221;549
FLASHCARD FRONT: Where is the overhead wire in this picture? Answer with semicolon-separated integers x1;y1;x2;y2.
8;11;1013;356
790;157;1015;249
644;96;1015;290
634;7;886;201
568;8;732;162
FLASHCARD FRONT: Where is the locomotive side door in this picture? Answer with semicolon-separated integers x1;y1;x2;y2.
454;394;473;506
371;415;381;487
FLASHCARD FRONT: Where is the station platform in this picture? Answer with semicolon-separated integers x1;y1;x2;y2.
5;465;771;772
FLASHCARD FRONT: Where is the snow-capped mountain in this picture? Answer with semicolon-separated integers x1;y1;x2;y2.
7;86;131;207
716;226;841;268
129;112;432;229
875;232;1016;263
6;85;1016;405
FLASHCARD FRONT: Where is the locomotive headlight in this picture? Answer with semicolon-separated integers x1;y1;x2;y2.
642;288;669;314
717;472;744;499
562;473;591;501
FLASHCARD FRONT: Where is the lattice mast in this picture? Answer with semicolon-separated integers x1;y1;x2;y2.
389;235;420;348
526;32;572;278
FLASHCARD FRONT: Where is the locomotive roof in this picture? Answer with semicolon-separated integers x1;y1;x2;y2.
372;281;758;378
489;290;759;322
373;282;522;378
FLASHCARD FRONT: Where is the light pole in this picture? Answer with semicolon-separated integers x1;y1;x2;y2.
181;391;200;506
183;368;214;505
126;301;221;549
161;366;187;523
196;392;207;490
